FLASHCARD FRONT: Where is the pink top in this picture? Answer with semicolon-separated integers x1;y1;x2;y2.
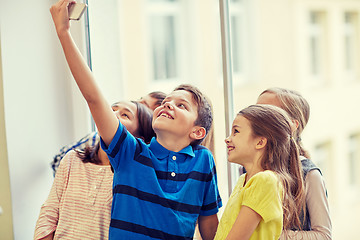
34;150;113;240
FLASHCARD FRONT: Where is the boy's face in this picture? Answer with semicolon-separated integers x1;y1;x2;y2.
152;90;199;140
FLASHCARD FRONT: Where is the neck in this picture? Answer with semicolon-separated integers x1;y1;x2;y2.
156;134;191;152
97;147;110;165
242;154;264;184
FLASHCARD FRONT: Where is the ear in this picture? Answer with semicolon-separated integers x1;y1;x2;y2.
255;137;267;150
291;119;299;133
190;126;206;141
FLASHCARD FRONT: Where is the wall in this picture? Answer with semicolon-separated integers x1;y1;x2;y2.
0;33;14;240
0;0;91;239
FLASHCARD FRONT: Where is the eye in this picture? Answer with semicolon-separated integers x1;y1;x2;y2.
178;103;185;108
233;129;239;135
122;113;130;119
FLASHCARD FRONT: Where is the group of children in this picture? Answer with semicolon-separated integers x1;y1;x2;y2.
34;0;331;239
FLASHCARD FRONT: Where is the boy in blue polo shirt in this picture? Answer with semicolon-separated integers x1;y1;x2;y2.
50;1;222;239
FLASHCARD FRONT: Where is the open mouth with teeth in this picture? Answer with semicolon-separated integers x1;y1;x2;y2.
158;111;174;119
227;146;234;153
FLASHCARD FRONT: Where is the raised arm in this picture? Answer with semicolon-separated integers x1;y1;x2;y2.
50;0;118;146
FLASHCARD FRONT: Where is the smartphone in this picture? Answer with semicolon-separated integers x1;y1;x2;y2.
68;2;87;21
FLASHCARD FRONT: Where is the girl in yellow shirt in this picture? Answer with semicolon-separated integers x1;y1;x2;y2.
215;105;306;240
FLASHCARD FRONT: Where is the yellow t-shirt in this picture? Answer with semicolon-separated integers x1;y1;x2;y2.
214;170;283;240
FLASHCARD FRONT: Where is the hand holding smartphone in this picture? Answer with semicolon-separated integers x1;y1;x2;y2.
68;2;87;20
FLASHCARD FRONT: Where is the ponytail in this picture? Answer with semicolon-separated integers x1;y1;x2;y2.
282;136;306;230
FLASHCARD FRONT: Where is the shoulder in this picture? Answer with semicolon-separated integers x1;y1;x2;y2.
245;171;281;193
192;145;214;160
301;158;322;176
305;169;326;189
58;150;83;169
193;145;216;169
251;170;278;183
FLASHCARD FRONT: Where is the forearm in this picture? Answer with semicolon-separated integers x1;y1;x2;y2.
34;205;58;240
38;232;54;240
198;214;218;240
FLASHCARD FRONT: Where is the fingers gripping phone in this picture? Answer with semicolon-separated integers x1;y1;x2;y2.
68;2;87;20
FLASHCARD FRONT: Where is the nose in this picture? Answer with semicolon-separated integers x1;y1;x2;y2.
164;101;174;110
225;136;230;144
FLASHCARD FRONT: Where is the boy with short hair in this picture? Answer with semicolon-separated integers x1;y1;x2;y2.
50;1;221;239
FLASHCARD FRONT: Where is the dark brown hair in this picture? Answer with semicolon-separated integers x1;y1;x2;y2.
173;84;213;146
239;104;306;230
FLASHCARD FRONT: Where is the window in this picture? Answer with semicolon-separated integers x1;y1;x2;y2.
147;0;182;82
349;134;360;187
309;12;325;78
308;11;327;85
229;0;247;84
343;12;359;81
313;141;332;180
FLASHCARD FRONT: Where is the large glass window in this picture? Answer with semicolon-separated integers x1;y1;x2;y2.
84;1;360;239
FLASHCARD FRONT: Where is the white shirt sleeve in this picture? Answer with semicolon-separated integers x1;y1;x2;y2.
280;170;332;240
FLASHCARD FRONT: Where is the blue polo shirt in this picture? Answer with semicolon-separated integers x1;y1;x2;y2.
100;122;222;240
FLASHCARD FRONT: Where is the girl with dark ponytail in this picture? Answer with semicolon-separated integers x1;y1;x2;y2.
214;104;305;240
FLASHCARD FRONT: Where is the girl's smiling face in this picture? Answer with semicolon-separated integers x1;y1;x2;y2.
111;101;139;136
225;115;259;165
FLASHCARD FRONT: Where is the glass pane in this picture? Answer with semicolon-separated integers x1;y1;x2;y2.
310;36;319;75
150;16;178;80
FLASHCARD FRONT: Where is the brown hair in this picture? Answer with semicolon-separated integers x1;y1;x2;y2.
259;88;310;158
148;91;167;109
173;84;213;146
239;104;306;230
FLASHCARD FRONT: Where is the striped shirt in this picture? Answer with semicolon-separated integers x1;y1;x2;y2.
100;122;222;240
34;150;113;240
